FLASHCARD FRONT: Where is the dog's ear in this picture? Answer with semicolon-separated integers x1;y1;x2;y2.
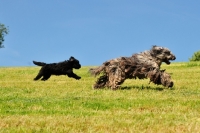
104;61;110;66
69;56;75;61
152;45;157;48
121;57;126;60
152;46;163;54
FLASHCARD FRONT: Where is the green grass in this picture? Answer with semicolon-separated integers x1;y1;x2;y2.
0;63;200;133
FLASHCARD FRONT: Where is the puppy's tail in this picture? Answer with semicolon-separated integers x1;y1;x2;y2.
33;61;46;66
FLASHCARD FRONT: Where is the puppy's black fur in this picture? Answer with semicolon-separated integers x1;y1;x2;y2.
33;56;81;81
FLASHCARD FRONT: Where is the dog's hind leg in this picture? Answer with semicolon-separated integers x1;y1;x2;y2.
34;73;43;80
93;75;108;89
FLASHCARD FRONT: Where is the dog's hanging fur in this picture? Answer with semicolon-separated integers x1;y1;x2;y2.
89;45;175;90
33;56;81;81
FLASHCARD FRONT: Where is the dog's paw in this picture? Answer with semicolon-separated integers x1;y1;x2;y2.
76;77;81;80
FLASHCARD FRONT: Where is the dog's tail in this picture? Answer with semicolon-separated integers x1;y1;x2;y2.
89;66;105;76
33;61;46;66
89;61;110;76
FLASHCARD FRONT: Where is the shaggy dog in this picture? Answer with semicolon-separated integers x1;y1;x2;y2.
89;46;175;90
33;56;81;81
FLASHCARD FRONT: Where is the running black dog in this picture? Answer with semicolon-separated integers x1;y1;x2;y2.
33;56;81;81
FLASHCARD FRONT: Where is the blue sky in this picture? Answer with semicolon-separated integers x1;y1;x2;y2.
0;0;200;66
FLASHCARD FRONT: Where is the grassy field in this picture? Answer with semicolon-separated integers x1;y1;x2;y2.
0;62;200;133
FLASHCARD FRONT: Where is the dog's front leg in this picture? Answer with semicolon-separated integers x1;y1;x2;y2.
66;70;81;80
68;73;81;80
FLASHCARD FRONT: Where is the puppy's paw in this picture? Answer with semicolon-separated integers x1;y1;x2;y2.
76;76;81;80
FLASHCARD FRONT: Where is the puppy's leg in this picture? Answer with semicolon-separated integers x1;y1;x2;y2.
66;70;81;80
34;71;43;80
41;74;51;81
68;73;81;80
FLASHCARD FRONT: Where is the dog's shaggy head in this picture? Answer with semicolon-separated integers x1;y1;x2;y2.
69;56;81;69
147;69;173;88
150;45;176;66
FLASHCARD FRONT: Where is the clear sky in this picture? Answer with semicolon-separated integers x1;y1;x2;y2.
0;0;200;66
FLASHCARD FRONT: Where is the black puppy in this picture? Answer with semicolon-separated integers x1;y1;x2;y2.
33;56;81;81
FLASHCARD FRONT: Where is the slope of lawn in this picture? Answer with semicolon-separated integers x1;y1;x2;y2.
0;62;200;132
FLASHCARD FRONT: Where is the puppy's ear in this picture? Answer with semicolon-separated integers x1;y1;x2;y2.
69;56;75;61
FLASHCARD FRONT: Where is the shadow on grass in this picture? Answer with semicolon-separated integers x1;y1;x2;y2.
120;85;174;91
93;85;175;91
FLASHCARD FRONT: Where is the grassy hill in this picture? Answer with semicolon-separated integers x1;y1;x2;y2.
0;62;200;132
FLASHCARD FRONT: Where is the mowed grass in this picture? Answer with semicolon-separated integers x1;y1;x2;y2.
0;62;200;133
